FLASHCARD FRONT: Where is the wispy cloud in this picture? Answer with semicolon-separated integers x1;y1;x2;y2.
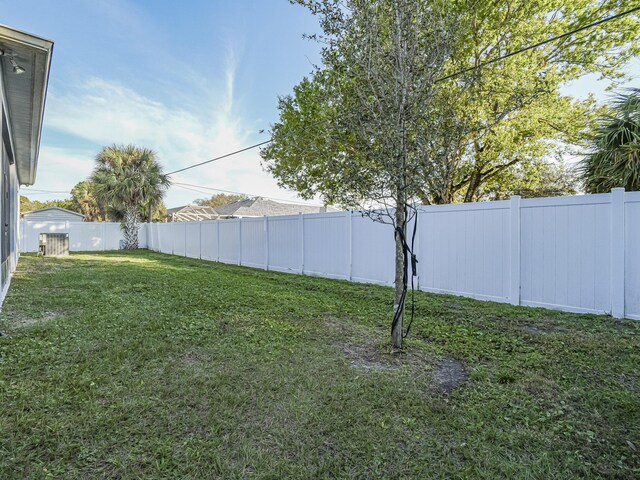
38;46;308;207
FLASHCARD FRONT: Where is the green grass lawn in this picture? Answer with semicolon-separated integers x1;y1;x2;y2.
0;251;638;479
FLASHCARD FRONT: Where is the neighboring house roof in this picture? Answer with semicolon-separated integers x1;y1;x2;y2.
0;24;54;185
214;197;329;218
22;207;85;221
167;204;220;222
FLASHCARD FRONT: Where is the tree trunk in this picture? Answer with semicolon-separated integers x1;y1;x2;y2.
122;205;139;249
392;201;406;350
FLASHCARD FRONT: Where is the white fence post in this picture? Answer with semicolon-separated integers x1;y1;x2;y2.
299;213;304;274
20;218;24;252
509;195;521;306
238;218;242;266
611;188;625;318
264;215;269;271
346;210;352;280
216;220;220;262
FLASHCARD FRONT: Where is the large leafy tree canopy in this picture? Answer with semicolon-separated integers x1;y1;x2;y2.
195;193;247;209
262;0;640;205
20;196;74;214
581;88;640;192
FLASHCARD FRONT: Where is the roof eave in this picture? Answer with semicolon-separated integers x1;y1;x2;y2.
0;24;54;186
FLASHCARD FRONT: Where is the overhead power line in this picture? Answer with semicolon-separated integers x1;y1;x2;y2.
22;188;69;194
166;139;272;176
436;4;640;82
166;5;640;176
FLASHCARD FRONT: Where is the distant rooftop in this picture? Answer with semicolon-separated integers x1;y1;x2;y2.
214;197;329;218
166;204;219;222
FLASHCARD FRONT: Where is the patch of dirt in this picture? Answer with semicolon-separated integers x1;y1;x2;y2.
324;314;468;392
443;300;466;310
5;310;72;328
181;351;203;367
334;339;399;371
519;324;557;335
432;357;468;393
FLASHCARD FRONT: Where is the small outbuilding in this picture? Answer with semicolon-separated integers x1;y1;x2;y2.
22;207;85;222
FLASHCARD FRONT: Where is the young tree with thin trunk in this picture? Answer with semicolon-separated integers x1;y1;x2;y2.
92;145;170;249
263;0;465;349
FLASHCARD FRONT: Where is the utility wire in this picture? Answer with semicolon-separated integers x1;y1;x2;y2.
436;4;640;82
166;139;272;175
22;188;69;194
163;5;640;177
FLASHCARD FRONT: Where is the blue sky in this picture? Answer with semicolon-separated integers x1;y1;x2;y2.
2;0;638;207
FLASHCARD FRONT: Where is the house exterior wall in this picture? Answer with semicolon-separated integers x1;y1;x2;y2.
0;73;22;304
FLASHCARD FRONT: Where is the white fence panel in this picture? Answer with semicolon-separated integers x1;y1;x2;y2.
419;202;511;302
219;219;240;265
157;223;172;254
103;223;123;250
303;212;349;280
18;188;640;321
267;215;301;273
21;221;67;252
625;192;640;320
171;223;186;257
350;213;394;285
200;221;218;261
138;223;147;248
241;218;266;268
185;222;201;259
149;223;159;251
20;220;125;252
520;195;611;315
69;222;104;251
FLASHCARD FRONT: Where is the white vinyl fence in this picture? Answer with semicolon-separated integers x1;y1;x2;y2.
19;220;146;253
19;188;640;320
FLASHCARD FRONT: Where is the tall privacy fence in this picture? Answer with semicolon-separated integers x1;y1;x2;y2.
20;188;640;320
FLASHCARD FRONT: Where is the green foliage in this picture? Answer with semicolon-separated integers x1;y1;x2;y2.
481;160;580;200
107;201;168;223
435;0;640;202
0;252;638;478
581;88;640;192
69;181;106;221
195;193;246;209
91;145;170;213
91;144;170;247
265;1;640;204
20;195;75;214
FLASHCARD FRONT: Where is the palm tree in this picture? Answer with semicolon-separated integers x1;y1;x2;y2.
70;181;106;222
581;88;640;193
92;145;170;249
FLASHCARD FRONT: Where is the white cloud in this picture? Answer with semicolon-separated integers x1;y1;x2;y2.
36;56;318;207
27;145;95;197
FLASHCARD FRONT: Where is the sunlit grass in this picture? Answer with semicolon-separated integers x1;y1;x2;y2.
0;251;638;478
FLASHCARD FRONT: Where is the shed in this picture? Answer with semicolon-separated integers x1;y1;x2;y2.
23;207;85;222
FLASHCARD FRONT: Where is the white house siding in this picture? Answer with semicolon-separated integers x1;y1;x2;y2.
0;91;22;303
